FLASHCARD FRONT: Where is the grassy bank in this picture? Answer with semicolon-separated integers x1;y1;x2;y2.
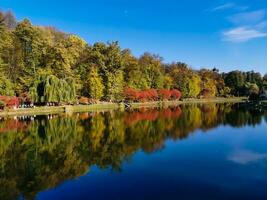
129;97;246;108
0;97;245;117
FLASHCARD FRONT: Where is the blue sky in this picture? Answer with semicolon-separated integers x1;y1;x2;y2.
1;0;267;74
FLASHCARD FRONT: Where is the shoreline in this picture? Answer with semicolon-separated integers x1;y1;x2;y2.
0;97;245;117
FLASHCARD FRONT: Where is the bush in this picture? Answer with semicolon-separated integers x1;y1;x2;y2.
138;89;158;102
171;89;182;100
79;97;90;105
78;97;98;105
124;87;139;102
0;96;19;108
124;87;182;102
158;89;171;100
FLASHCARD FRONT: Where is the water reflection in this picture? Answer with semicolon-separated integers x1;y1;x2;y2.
228;150;267;165
0;103;266;200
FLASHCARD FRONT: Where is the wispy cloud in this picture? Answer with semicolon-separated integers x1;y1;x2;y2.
255;20;267;29
209;2;267;42
220;7;267;42
210;2;248;12
212;3;235;11
223;27;267;42
228;10;266;25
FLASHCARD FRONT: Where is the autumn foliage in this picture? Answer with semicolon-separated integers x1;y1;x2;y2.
170;89;182;100
78;97;97;105
158;89;172;100
125;107;182;126
200;89;213;98
0;96;19;109
0;118;30;133
124;87;182;102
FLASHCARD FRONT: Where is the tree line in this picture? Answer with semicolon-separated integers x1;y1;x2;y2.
1;11;267;105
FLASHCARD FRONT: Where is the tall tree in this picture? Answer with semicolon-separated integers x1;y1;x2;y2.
3;11;17;30
122;49;149;90
15;19;40;74
169;62;200;97
223;71;246;95
106;71;124;101
0;71;14;96
86;68;104;100
188;74;201;98
138;53;164;89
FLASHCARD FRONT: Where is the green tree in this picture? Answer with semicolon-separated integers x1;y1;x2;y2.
45;42;73;79
169;62;200;97
106;70;124;101
138;53;164;89
246;71;262;86
30;74;76;104
122;50;149;90
163;75;173;90
263;74;267;90
0;73;14;96
87;68;104;100
188;74;201;98
223;71;246;95
14;19;42;75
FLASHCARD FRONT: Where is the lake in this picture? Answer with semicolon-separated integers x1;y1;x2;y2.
0;103;267;200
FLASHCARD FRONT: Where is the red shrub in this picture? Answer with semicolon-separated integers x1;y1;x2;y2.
146;89;158;101
125;109;160;125
0;119;30;133
137;91;147;102
124;87;139;101
79;97;90;105
137;89;158;102
170;89;182;100
79;97;97;105
161;107;182;119
158;89;172;100
19;92;32;104
0;96;19;108
124;88;182;102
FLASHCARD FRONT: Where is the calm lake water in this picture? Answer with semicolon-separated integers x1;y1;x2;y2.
1;103;267;200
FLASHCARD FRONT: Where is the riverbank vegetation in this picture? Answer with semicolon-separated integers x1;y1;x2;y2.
1;10;267;109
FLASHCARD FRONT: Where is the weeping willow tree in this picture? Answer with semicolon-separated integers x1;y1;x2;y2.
29;75;76;104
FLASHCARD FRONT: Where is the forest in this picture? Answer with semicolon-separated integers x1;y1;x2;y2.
1;10;267;107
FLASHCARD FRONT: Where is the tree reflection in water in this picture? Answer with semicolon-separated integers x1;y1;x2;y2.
0;103;266;200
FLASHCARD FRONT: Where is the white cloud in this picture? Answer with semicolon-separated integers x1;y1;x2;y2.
209;3;267;42
255;20;267;29
228;10;266;25
228;150;267;164
223;27;267;42
212;3;235;11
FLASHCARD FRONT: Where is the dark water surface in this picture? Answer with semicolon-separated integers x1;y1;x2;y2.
1;103;267;200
